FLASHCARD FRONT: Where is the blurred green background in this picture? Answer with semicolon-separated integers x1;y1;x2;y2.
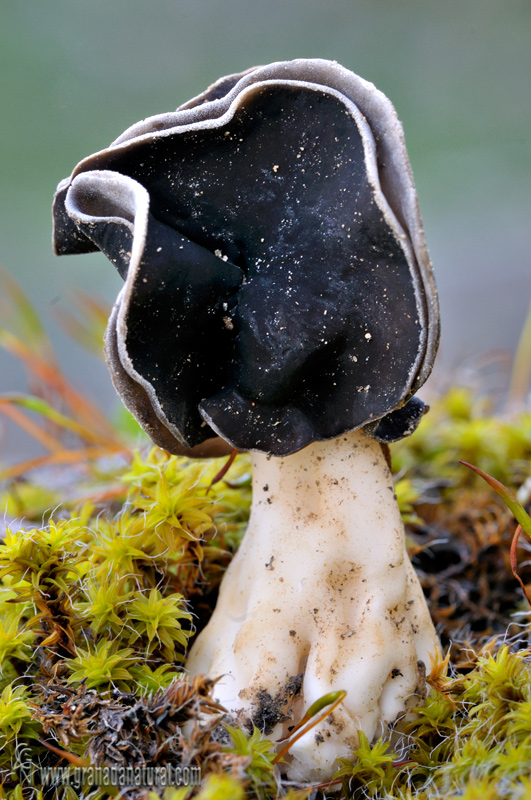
0;0;530;459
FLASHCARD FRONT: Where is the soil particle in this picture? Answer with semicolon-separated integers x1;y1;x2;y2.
414;660;427;700
284;673;303;695
248;673;304;735
391;668;403;679
251;689;289;734
211;721;234;745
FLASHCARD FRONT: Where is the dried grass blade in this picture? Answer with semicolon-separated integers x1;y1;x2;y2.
0;266;55;360
54;290;109;355
208;448;238;491
0;445;129;482
0;399;64;451
459;461;531;541
1;393;115;446
507;300;531;412
273;690;347;765
510;525;531;607
38;739;90;767
0;329;120;442
53;306;102;355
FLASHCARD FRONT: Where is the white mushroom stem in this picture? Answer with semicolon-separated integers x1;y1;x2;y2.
187;429;440;781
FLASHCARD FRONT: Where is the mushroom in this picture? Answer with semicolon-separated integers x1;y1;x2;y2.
53;59;440;781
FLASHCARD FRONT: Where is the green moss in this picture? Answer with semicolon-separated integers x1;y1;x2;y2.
1;387;531;798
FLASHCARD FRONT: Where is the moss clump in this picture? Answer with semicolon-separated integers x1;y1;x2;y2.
0;386;531;798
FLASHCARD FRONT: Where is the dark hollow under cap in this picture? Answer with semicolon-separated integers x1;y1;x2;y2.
53;59;439;457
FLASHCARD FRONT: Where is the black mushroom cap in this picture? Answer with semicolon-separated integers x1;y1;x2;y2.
52;59;439;457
